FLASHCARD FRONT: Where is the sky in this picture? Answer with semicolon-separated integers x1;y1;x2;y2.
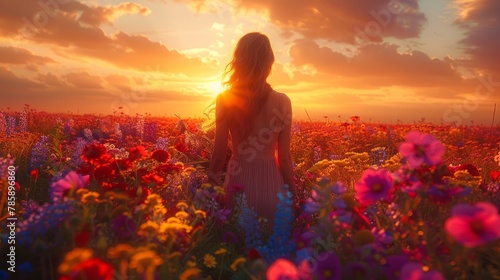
0;0;499;125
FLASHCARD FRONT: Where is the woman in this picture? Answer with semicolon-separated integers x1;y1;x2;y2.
207;32;294;224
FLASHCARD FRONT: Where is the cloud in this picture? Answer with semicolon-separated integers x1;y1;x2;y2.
288;40;465;91
454;0;500;74
0;46;55;65
0;0;216;77
64;72;104;89
0;67;44;91
178;0;427;44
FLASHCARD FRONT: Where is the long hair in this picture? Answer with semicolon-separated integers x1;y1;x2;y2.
203;32;275;140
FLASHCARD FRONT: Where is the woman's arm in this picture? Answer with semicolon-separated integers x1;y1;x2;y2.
277;94;294;194
208;95;229;185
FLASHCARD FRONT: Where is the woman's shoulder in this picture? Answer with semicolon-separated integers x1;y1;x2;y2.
271;90;291;106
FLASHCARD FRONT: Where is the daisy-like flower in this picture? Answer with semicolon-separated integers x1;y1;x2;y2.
399;131;445;169
203;254;217;268
444;202;500;247
354;168;394;207
214;248;228;255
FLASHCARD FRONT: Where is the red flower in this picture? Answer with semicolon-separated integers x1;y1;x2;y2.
248;248;262;260
175;142;188;154
60;258;114;280
30;169;39;180
151;150;171;163
491;171;500;182
128;146;148;161
81;144;108;162
74;225;91;247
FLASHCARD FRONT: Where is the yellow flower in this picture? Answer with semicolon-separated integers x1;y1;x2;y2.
186;256;197;267
194;210;206;218
145;194;162;207
81;191;100;204
129;250;162;273
230;257;246;271
176;201;189;211
214;186;225;195
203;254;217;268
175;211;190;220
137;221;160;238
183;167;196;174
58;248;93;275
167;251;182;259
166;217;181;224
107;244;135;260
179;267;202;280
214;248;228;255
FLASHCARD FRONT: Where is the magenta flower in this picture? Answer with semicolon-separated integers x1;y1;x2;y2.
50;171;90;201
355;169;394;207
314;252;342;280
399;131;445;168
266;258;299;280
444;202;500;248
400;262;444;280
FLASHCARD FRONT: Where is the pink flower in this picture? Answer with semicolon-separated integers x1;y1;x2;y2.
266;258;299;280
355;169;394;207
50;171;90;201
400;262;444;280
399;131;445;169
444;202;500;248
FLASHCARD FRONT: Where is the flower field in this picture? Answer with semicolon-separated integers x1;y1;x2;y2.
1;107;500;280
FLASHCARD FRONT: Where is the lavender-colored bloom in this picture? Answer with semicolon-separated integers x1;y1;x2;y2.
72;137;87;166
0;112;6;136
143;121;158;142
29;135;50;171
155;137;168;150
83;128;93;141
6;115;16;136
64;119;74;135
19;110;27;133
135;116;145;140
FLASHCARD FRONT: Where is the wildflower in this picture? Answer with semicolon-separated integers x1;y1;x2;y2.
81;192;100;204
400;262;444;280
137;221;160;239
60;258;114;280
223;231;239;244
214;248;228;255
444;202;500;247
81;143;108;162
129;250;162;273
382;254;409;279
179;268;201;280
175;211;190;220
230;257;246;271
495;151;500;166
50;171;90;201
58;248;93;275
266;258;299;280
399;131;445;168
111;214;137;240
314;252;342;280
107;244;135;260
176;201;189;211
151;149;170;163
194;209;206;218
203;254;217;268
128;146;148;161
354;169;394;207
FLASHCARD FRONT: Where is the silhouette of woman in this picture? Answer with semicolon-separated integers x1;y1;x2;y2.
207;32;294;224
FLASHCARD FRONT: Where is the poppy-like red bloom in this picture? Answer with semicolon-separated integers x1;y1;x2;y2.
445;202;500;248
399;131;445;169
354;169;394;207
491;171;500;182
266;258;299;280
60;258;114;280
400;262;444;280
30;169;38;180
175;142;188;153
151;150;171;163
128;146;148;161
81;144;108;162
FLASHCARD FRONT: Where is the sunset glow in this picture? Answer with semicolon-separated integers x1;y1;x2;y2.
1;0;499;124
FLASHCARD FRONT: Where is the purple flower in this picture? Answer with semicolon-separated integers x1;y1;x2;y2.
50;171;89;201
355;169;394;207
399;131;445;169
400;262;444;280
382;254;409;280
222;231;238;244
111;214;137;240
313;252;342;280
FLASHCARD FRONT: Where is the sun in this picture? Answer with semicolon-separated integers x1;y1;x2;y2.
208;81;224;97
